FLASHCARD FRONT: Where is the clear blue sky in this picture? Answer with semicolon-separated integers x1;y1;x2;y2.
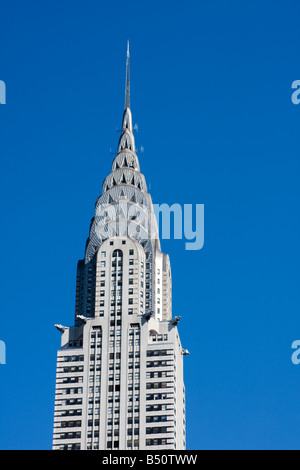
0;0;300;450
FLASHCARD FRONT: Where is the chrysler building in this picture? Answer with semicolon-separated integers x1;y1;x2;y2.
52;43;187;451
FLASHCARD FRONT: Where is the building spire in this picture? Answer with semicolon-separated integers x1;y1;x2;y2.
125;40;130;109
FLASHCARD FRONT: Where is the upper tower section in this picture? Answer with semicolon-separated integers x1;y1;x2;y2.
84;42;160;264
75;42;172;322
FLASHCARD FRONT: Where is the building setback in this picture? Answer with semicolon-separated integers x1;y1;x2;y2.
52;43;187;451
